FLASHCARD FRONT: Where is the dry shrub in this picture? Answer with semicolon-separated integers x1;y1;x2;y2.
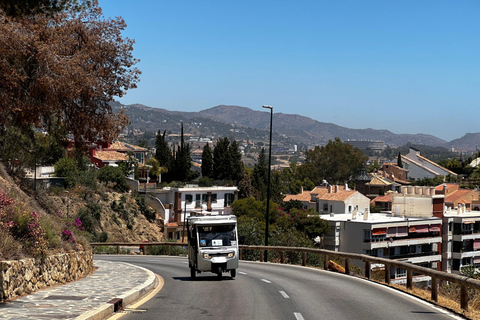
0;230;22;260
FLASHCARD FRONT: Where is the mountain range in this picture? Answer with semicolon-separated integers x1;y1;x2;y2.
111;102;480;151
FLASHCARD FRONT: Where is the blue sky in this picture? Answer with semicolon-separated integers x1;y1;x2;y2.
99;0;479;142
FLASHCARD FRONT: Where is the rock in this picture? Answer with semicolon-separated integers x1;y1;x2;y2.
327;260;346;273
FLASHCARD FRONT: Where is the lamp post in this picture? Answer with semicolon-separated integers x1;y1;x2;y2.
262;105;273;261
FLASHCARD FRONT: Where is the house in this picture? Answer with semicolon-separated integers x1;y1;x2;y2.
401;147;457;180
283;187;317;209
151;185;239;240
315;185;371;215
370;193;394;211
435;183;480;210
379;162;410;185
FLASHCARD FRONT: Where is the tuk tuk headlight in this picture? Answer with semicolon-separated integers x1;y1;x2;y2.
227;252;235;258
203;253;211;259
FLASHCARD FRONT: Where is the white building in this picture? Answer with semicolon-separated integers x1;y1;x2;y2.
443;205;480;274
152;185;238;223
321;187;444;282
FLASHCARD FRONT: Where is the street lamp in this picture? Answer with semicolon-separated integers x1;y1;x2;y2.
262;105;273;261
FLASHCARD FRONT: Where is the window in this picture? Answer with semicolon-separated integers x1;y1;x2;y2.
134;152;145;164
195;194;201;208
185;194;193;203
225;193;235;207
363;230;371;242
323;203;328;212
202;194;208;203
395;268;407;278
211;193;217;203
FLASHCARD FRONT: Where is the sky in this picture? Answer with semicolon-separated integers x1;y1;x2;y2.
98;0;480;142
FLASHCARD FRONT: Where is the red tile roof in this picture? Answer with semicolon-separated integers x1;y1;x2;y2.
317;190;357;201
283;190;314;202
370;194;393;204
107;141;147;152
94;151;129;161
445;189;474;204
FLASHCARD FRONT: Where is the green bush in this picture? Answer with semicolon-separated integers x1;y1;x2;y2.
146;243;187;256
54;157;78;188
97;166;128;192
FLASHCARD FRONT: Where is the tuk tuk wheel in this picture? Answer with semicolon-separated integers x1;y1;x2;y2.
216;266;222;278
230;269;236;278
190;267;196;279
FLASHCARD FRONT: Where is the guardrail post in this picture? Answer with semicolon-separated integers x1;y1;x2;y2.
365;261;371;279
461;284;468;311
116;245;119;255
260;251;264;262
142;245;146;255
323;254;328;270
280;252;285;264
344;258;350;275
431;277;438;302
167;244;171;256
384;264;390;284
302;252;307;266
406;269;413;290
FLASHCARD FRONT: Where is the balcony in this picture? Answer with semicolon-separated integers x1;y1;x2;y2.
389;251;439;260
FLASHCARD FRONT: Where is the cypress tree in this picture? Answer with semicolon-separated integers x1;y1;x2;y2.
155;130;173;181
397;152;403;168
201;143;213;178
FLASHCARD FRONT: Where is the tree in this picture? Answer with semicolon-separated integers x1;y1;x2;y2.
97;165;128;192
213;137;231;181
54;156;78;188
201;143;213;178
0;0;91;18
173;123;194;182
252;148;268;200
397;152;403;168
0;1;139;149
303;137;367;185
229;140;243;184
154;130;173;181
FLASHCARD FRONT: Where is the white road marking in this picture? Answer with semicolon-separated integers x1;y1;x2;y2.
261;279;271;283
279;291;290;298
239;271;247;275
294;312;305;320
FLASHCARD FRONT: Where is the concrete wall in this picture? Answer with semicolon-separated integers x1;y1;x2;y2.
145;194;165;220
125;177;139;191
0;251;93;302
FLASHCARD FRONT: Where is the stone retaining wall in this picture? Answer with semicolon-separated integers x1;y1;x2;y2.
0;251;93;302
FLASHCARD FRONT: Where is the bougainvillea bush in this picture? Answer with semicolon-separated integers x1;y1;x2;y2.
0;188;87;260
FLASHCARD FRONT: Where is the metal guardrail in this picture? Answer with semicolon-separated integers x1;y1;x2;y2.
90;242;480;311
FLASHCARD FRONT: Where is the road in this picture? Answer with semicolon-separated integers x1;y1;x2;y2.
97;255;460;320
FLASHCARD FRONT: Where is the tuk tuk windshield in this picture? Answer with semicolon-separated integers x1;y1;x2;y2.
198;225;236;247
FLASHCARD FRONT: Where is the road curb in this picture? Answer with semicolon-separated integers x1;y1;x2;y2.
76;263;157;320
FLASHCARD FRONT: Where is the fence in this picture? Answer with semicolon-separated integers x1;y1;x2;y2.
90;242;480;312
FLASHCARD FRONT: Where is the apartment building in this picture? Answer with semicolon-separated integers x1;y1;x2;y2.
321;186;444;282
443;205;480;274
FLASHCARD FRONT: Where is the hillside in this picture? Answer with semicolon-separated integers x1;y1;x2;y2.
0;163;164;256
112;103;477;150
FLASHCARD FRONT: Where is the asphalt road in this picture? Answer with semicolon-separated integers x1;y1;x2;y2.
97;255;461;320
